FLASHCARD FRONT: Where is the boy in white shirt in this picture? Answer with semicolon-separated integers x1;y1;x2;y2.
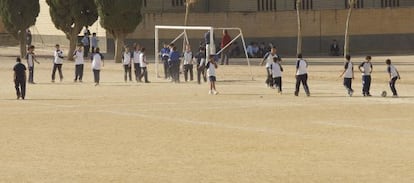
386;59;401;97
73;44;84;82
260;47;281;88
52;44;64;82
358;56;373;97
270;57;283;94
26;45;40;84
207;55;218;95
139;47;150;83
294;54;310;97
122;46;133;82
339;54;354;96
91;47;104;86
133;44;141;82
183;44;194;82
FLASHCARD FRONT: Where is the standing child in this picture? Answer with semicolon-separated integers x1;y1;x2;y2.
386;59;401;98
51;44;64;82
91;33;99;53
73;44;84;82
160;43;170;79
169;46;181;83
133;44;142;82
26;45;40;84
260;47;281;87
294;54;310;97
13;57;27;100
358;56;373;97
183;44;194;82
207;55;219;95
139;47;150;83
195;47;207;84
270;57;283;94
339;54;354;96
122;46;133;82
91;48;104;86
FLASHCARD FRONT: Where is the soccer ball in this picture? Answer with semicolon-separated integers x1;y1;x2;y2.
381;91;387;97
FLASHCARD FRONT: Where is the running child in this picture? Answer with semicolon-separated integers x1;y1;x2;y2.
386;59;401;98
339;54;354;96
270;57;283;94
260;46;281;87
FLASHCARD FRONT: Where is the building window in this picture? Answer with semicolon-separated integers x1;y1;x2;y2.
345;0;364;8
294;0;313;10
172;0;185;7
381;0;399;8
345;0;363;8
258;0;277;11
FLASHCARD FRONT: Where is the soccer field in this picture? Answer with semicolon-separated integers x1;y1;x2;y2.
0;52;413;182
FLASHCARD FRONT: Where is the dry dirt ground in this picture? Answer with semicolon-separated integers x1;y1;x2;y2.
0;47;413;183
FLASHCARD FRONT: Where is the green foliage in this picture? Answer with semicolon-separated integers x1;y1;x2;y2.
0;0;40;38
95;0;143;36
46;0;98;37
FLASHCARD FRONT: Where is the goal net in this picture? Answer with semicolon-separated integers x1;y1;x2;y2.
154;25;253;80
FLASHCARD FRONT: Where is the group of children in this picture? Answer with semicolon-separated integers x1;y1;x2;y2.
260;47;401;97
122;45;150;83
160;43;219;94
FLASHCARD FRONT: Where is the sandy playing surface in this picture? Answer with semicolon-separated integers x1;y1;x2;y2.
0;49;413;182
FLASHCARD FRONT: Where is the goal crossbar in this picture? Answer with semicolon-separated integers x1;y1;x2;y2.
154;25;253;80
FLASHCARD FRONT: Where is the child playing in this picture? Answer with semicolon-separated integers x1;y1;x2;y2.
26;45;40;84
294;54;310;97
207;55;218;95
183;44;194;82
51;44;64;82
195;47;207;84
260;47;281;88
73;44;84;82
122;45;133;82
91;47;104;86
358;56;373;97
270;57;283;94
339;54;354;96
160;43;170;79
139;47;150;83
133;44;141;82
386;59;401;97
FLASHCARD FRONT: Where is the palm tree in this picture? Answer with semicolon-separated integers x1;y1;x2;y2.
296;0;302;55
344;0;357;57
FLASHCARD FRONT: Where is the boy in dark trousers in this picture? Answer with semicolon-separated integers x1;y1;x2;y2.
358;56;373;97
386;59;401;97
169;46;181;83
195;47;207;84
122;45;133;82
160;43;170;79
13;57;27;100
270;57;283;94
294;54;310;97
339;54;354;96
26;45;39;84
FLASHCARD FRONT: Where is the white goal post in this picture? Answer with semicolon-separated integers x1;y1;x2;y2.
154;25;253;80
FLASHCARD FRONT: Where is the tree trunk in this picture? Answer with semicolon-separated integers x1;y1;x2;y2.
344;0;355;57
296;0;302;55
114;33;125;63
18;31;26;58
67;32;78;61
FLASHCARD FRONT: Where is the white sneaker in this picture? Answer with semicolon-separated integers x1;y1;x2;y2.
213;90;219;95
209;90;213;95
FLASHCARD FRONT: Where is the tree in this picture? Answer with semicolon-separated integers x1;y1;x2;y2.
344;0;357;57
296;0;302;55
0;0;40;58
46;0;98;61
95;0;143;63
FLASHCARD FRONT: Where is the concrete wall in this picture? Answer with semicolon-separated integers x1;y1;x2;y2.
107;7;414;56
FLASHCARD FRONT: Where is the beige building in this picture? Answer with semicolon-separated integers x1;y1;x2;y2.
25;0;414;56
